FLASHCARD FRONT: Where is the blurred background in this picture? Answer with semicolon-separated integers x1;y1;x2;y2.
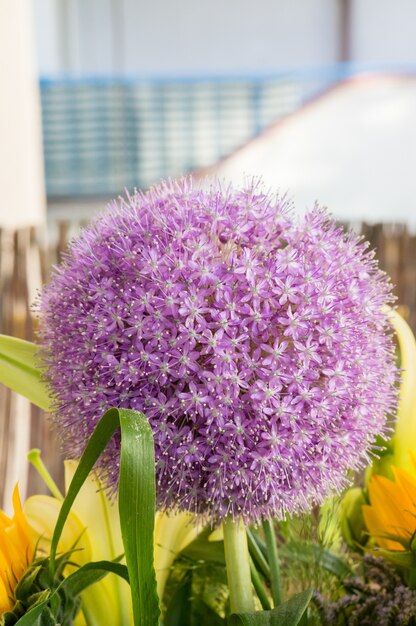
1;0;416;507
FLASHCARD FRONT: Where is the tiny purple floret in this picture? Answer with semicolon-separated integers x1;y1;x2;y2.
38;179;397;524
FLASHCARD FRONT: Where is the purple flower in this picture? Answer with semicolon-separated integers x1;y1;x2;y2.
38;179;397;524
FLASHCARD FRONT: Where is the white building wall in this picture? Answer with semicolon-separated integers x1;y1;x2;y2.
350;0;416;65
121;0;340;74
34;0;340;75
33;0;63;74
33;0;416;77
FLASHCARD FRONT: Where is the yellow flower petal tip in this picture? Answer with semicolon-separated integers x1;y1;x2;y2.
26;460;132;626
0;485;36;614
364;466;416;554
389;309;416;472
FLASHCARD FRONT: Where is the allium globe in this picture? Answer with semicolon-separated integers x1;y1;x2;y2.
39;180;397;524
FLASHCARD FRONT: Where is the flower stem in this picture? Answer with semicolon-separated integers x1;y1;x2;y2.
223;517;255;614
27;448;63;500
262;518;283;607
249;556;272;610
247;527;271;579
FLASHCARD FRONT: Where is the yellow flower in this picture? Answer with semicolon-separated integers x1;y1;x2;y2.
24;461;131;626
363;466;416;553
0;485;35;614
154;509;199;601
388;309;416;473
24;461;199;625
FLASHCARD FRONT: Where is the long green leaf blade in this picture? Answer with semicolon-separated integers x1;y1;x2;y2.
48;408;120;577
0;335;51;410
48;407;160;626
119;408;160;626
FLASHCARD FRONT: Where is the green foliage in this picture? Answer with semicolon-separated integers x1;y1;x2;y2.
164;576;193;626
163;535;228;626
0;335;51;411
228;589;313;626
48;407;160;626
1;554;79;626
118;410;159;626
8;407;159;626
8;557;129;626
164;521;328;625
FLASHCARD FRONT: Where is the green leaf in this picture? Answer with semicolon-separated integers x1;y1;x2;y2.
0;335;51;411
38;607;56;626
48;407;160;626
280;542;352;579
14;595;54;626
62;560;129;597
14;566;43;601
164;576;192;626
118;409;159;626
376;548;414;569
192;599;227;626
228;589;313;626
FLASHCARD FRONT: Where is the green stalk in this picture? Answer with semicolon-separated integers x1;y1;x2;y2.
223;517;255;614
247;527;271;579
27;448;63;500
249;556;272;610
263;518;283;607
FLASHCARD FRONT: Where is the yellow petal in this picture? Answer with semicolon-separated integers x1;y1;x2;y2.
0;485;36;613
367;475;414;539
389;309;416;472
154;510;199;600
363;466;416;553
362;505;403;551
0;575;12;614
63;461;132;626
64;461;125;562
392;466;416;509
24;495;91;564
208;526;224;542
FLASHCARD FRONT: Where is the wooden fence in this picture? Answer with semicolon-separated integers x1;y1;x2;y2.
0;221;415;509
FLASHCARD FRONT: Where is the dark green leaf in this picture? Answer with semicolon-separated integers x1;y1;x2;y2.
14;566;43;601
14;599;52;626
228;589;313;626
38;607;56;626
164;576;192;626
192;599;227;626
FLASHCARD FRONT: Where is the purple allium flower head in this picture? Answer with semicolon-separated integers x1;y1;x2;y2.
39;179;397;524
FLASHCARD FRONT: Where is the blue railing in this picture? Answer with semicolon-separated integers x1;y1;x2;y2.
39;63;416;199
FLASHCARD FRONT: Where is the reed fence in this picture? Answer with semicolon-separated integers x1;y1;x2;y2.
0;220;415;509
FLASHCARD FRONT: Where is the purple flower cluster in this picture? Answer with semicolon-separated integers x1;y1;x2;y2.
39;180;397;523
